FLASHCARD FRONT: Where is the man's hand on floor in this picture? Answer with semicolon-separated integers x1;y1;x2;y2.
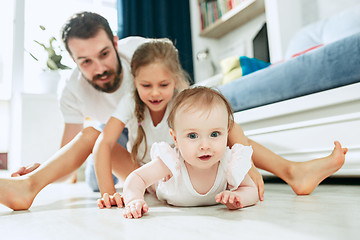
11;163;41;177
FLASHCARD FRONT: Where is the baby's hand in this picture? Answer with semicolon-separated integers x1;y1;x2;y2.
97;192;124;209
215;190;243;210
123;199;149;219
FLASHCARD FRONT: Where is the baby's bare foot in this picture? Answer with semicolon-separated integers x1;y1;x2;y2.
0;177;37;210
288;141;347;195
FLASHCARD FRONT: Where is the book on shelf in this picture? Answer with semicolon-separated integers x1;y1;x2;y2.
198;0;250;30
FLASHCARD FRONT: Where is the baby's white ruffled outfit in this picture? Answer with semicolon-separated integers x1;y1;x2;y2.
150;142;253;207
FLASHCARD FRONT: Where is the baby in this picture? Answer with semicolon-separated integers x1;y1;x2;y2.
122;86;258;218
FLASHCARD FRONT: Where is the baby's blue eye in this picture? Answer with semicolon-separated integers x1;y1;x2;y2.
188;133;198;139
211;131;220;137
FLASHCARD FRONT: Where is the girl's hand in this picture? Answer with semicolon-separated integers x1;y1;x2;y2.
97;192;124;209
248;164;264;201
123;199;149;219
215;191;243;210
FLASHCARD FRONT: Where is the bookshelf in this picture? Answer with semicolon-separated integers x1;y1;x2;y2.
198;0;265;38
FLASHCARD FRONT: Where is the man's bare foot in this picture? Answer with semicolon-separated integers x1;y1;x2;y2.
287;141;347;195
0;177;37;210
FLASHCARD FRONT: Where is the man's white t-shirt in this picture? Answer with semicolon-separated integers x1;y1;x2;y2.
59;36;148;125
112;93;174;164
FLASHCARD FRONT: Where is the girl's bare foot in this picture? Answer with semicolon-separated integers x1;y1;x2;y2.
287;141;347;195
0;177;38;210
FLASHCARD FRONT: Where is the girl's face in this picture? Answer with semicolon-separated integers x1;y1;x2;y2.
134;62;176;115
170;104;229;170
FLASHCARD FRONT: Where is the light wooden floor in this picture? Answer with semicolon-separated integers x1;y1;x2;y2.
0;178;359;240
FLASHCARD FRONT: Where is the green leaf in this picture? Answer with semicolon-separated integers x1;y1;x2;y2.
32;25;72;71
47;59;59;70
29;52;39;61
34;40;46;50
58;63;71;70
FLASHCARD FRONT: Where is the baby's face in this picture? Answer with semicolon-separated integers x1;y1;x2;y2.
172;104;228;170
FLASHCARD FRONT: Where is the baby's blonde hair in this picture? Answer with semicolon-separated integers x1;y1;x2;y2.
130;38;190;163
167;86;234;130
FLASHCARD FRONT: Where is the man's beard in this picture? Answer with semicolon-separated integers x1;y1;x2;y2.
90;70;121;93
84;51;122;93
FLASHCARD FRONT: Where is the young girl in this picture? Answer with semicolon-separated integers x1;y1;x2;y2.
93;38;190;207
122;87;258;219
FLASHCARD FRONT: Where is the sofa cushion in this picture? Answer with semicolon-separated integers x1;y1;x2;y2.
285;5;360;59
220;56;271;84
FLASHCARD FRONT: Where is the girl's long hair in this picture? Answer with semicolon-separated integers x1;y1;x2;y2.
130;38;190;163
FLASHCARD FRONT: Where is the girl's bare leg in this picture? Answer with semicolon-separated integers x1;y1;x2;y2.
0;127;100;210
250;139;347;195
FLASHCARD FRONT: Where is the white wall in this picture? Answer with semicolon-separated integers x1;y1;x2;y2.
0;101;10;152
0;1;14;100
317;0;360;19
0;1;14;158
265;0;305;62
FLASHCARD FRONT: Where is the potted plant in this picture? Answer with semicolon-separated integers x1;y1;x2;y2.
30;25;71;71
29;25;71;94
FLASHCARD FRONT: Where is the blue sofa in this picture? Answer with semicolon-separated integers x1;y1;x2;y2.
218;32;360;112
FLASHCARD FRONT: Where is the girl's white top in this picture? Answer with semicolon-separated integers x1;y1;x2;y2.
112;93;174;164
151;142;253;207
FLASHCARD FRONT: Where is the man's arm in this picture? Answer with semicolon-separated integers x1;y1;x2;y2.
61;123;84;147
57;123;84;182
